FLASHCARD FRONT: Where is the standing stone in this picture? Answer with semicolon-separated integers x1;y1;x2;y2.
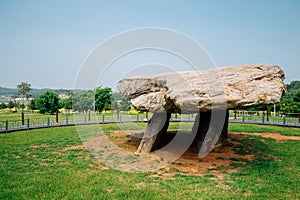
136;113;171;153
192;110;229;151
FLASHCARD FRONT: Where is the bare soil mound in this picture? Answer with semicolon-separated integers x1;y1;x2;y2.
105;130;300;178
109;131;243;177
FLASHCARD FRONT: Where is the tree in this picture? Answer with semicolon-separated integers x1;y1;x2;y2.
120;100;131;111
17;82;31;108
95;87;112;112
20;104;25;109
0;102;7;109
61;96;73;110
7;101;15;109
72;90;94;112
111;92;130;112
60;90;73;112
111;92;121;111
11;94;18;111
279;89;300;113
28;99;37;110
36;91;60;114
286;81;300;92
293;89;300;102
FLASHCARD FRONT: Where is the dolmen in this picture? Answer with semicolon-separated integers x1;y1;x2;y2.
117;64;286;154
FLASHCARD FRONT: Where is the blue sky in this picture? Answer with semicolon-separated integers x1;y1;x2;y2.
0;0;299;89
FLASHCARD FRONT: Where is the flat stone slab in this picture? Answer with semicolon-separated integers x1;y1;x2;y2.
117;64;285;114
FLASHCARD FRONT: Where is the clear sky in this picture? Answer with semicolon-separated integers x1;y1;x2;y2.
0;0;299;89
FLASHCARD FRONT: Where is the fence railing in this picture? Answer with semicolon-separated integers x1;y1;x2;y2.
0;111;299;133
229;110;300;126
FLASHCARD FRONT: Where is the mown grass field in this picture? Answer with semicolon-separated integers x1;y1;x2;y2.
0;123;299;199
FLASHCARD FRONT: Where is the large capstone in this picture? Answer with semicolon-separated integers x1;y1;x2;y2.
117;64;285;114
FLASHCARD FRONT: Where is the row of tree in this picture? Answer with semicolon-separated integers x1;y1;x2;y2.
0;101;16;109
29;88;131;114
11;86;130;114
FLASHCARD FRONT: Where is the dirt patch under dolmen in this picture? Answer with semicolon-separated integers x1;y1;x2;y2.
107;130;300;178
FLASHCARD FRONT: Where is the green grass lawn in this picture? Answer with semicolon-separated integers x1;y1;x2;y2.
228;123;300;136
0;123;299;199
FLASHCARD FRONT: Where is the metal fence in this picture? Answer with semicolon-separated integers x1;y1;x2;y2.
0;111;299;133
229;110;300;127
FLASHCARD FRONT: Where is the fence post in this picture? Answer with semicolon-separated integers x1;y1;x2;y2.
66;116;68;125
262;114;265;124
5;120;8;133
283;115;286;126
84;116;87;124
22;112;25;126
120;113;122;122
27;118;30;129
137;114;139;122
102;114;104;123
56;111;58;123
47;117;50;128
242;113;245;123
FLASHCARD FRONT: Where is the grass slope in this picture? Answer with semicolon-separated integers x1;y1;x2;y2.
0;123;299;199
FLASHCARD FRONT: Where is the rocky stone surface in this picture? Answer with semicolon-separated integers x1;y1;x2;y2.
117;64;285;114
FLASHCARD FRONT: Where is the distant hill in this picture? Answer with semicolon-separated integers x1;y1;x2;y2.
0;86;71;99
0;87;17;97
286;81;300;92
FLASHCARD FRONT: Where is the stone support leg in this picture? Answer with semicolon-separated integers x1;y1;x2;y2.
136;113;171;153
192;110;229;151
